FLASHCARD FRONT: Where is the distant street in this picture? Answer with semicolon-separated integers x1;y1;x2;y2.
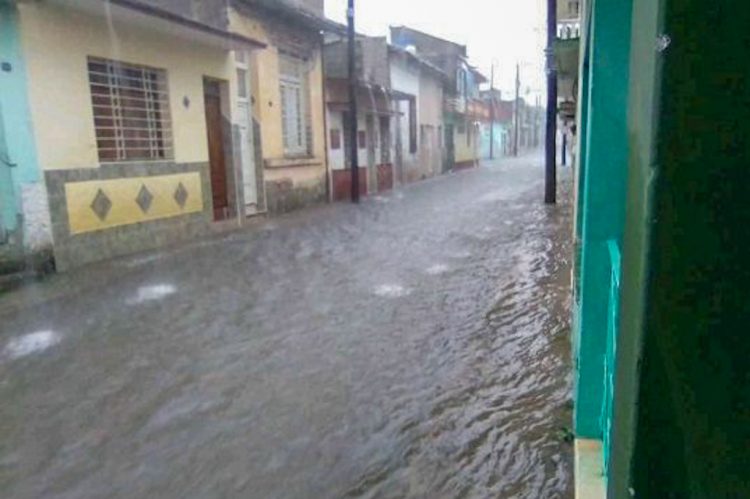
0;153;573;499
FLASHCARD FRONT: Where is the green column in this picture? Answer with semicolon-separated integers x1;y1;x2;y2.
574;0;633;439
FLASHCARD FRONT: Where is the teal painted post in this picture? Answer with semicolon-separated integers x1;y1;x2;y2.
0;3;41;233
571;0;593;356
573;0;633;439
0;101;15;235
601;240;621;478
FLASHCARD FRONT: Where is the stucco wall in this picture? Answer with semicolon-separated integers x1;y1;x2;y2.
229;7;327;193
326;111;370;171
390;57;420;181
454;120;479;165
419;73;443;127
418;72;443;178
18;2;236;171
11;2;252;269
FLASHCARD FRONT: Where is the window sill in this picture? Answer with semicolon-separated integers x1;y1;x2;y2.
265;157;323;169
99;159;174;166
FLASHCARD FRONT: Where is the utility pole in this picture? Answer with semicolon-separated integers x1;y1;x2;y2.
513;62;520;157
347;0;359;203
545;0;558;204
489;63;495;160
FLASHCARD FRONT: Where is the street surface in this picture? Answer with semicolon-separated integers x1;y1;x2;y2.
0;153;573;498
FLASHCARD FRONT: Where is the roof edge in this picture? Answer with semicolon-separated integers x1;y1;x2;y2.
108;0;266;49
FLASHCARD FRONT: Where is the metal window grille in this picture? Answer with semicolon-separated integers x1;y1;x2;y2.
88;57;172;162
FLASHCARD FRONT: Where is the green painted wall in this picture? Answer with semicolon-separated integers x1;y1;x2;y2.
611;0;750;497
573;0;632;439
0;2;41;234
606;0;662;495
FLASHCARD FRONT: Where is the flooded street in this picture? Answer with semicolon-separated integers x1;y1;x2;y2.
0;153;573;499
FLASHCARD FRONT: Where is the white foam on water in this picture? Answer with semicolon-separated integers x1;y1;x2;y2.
373;284;411;298
122;253;164;268
426;264;450;275
478;188;514;203
3;330;62;360
127;284;176;305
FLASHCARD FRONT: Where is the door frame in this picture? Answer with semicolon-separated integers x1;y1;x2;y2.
203;77;234;222
233;51;261;216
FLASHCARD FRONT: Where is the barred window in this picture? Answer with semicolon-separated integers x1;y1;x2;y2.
88;57;172;162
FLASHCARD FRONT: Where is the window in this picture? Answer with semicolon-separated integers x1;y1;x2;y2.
88;57;172;162
466;120;471;146
236;68;248;99
330;129;341;150
279;53;310;156
409;97;417;154
456;68;465;96
358;130;367;149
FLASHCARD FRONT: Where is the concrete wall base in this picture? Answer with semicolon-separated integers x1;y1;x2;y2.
265;177;327;214
575;439;605;499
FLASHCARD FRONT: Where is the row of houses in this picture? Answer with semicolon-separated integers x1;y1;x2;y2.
0;0;489;272
477;90;543;159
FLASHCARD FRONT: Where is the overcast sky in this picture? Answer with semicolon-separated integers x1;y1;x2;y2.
325;0;547;101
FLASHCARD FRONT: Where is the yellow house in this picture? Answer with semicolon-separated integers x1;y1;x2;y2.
228;0;344;213
11;0;266;270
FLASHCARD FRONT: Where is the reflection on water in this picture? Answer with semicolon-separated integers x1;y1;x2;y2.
0;155;573;499
2;330;62;360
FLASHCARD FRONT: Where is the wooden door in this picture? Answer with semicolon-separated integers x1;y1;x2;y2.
204;81;229;221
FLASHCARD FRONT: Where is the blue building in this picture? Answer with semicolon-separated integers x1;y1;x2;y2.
0;2;48;270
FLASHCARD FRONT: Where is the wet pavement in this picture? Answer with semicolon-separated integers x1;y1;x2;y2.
0;152;574;499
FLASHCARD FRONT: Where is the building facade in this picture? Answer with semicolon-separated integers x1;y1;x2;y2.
324;35;393;200
323;34;446;200
417;59;445;179
229;0;341;214
0;0;266;271
478;89;510;160
390;26;484;172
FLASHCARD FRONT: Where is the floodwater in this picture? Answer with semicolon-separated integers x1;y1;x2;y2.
0;153;574;498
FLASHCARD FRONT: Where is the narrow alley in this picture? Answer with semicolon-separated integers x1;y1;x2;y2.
0;154;573;499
